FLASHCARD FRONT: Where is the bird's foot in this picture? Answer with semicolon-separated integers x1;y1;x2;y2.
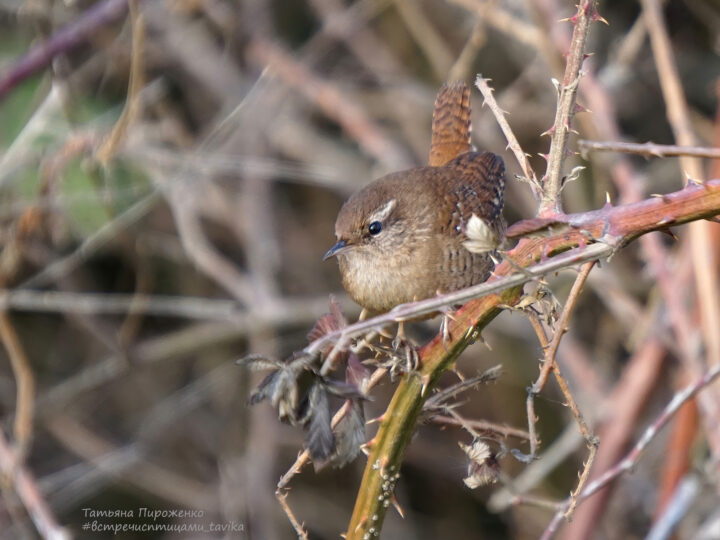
390;322;419;373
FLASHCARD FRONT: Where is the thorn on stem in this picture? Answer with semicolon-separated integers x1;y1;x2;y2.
366;414;385;425
391;496;405;518
574;103;590;114
650;193;672;203
591;9;609;25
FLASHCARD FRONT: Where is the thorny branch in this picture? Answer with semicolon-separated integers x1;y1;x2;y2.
340;176;720;539
308;178;720;363
579;140;720;160
475;76;540;197
539;363;720;540
540;0;601;216
539;263;598;518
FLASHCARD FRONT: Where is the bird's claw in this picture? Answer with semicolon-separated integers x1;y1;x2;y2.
390;322;419;373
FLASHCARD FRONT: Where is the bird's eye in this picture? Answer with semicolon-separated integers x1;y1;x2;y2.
368;221;383;235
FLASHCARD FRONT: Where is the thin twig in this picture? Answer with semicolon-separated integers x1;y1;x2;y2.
552;264;598;519
534;263;595;391
560;338;665;539
639;0;700;159
311;242;613;357
489;423;581;512
475;76;540;197
430;414;530;440
527;262;597;518
541;363;720;539
540;0;600;216
526;312;549;456
496;329;660;523
552;363;598;520
0;312;35;456
276;490;309;540
95;0;145;166
0;430;69;540
579;140;720;159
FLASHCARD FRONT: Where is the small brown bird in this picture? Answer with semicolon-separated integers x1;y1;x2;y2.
324;83;506;314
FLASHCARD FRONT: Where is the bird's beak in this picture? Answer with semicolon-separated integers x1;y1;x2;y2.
323;239;349;260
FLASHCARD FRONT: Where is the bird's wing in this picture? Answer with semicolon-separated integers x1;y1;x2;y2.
443;151;506;251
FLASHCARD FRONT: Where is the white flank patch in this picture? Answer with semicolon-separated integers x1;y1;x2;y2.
462;213;497;254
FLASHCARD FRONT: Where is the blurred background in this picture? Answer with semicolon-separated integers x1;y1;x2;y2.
0;0;719;538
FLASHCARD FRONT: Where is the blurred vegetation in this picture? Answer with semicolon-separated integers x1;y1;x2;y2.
0;1;718;539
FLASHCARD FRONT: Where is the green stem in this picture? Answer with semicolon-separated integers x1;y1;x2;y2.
345;290;519;539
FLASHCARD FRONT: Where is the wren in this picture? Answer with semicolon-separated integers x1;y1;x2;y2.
324;83;506;314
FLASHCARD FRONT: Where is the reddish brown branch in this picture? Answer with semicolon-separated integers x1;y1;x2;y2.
475;76;540;196
0;0;132;101
308;177;720;359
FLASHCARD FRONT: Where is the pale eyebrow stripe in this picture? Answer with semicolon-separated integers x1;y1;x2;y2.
369;199;397;223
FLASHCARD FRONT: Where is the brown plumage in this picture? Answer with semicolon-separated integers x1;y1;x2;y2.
324;83;506;314
429;82;473;167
